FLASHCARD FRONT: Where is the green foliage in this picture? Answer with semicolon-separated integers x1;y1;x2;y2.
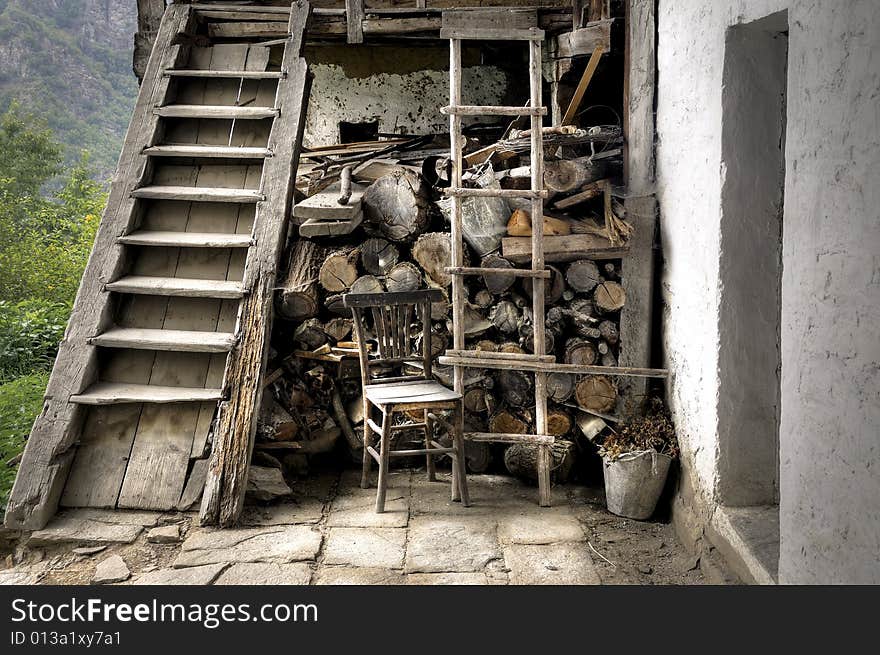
0;101;62;197
0;373;48;507
0;300;69;382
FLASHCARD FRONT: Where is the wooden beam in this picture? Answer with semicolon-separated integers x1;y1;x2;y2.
553;19;612;58
346;0;364;44
199;1;312;529
618;0;657;415
561;44;604;125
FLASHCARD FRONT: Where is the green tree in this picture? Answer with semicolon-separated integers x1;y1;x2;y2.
0;101;63;199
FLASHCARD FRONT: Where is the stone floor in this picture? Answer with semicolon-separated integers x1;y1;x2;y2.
0;469;706;585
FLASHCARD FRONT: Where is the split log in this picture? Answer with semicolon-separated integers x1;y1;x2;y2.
594;281;626;313
349;274;384;295
598;319;619;345
522;265;565;305
277;240;324;321
325;294;348;315
318;246;360;293
481;254;516;294
292;319;328;350
565;259;602;293
475;340;498;352
564;338;598;366
547;372;575;402
360;237;399;276
412;232;453;288
574;375;618;413
460;304;492;336
429;288;449;321
544;157;607;194
385;261;421;293
547;408;573;436
498;342;526;355
490;410;528;435
520;323;555;355
496;369;533;408
463;387;496;414
414;328;448;359
563;307;601;339
506;209;571;237
363;169;430;242
504;441;575;484
324;317;353;342
490;300;521;334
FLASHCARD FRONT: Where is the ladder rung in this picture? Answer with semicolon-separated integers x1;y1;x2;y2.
164;69;284;79
443;350;555;364
390;447;457;458
118;231;253;248
441;27;545;41
132;186;264;203
105;276;245;299
143;145;273;159
441;105;546;117
443;188;548;199
89;327;236;353
446;266;551;279
154;105;279;120
466;432;555;445
70;382;223;406
439;355;547;372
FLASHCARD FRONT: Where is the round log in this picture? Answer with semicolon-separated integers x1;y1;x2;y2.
323;317;353;342
547;408;573;437
473;288;494;309
463;387;496;414
490;300;521;334
412;232;454;288
474;339;498;352
496;369;533;408
574;375;618;413
547;372;575;403
564;338;598;366
325;294;348;316
598;319;619;345
489;410;528;435
360;237;399;276
385;261;422;293
522;264;565;305
292;318;328;350
503;440;576;484
520;324;555;355
544;158;606;194
464;441;492;474
349;275;384;295
565;259;602;293
414;329;447;359
277;239;324;321
318;246;360;293
481;254;516;294
429;287;449;321
363;169;430;242
498;342;525;355
594;281;626;313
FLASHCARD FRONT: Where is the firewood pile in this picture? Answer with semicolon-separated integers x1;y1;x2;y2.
257;119;630;482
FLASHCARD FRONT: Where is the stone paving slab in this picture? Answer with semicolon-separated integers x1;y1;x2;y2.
240;499;325;526
29;518;143;546
497;508;585;545
327;490;409;528
503;543;601;585
405;572;487;585
0;569;42;585
131;563;228;585
213;563;312;585
405;516;501;573
313;566;405;585
92;555;131;584
173;526;322;568
322;527;406;569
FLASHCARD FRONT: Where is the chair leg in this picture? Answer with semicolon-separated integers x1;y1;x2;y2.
423;409;436;482
361;400;373;489
375;408;392;513
451;403;470;506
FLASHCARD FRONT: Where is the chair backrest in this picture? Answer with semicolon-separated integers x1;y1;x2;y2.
343;289;445;386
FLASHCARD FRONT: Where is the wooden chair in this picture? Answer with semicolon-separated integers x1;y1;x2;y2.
343;289;470;513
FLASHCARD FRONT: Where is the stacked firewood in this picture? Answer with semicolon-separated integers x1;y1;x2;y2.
258;123;629;482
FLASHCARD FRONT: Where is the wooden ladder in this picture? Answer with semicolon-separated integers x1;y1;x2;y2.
441;9;555;506
5;2;312;529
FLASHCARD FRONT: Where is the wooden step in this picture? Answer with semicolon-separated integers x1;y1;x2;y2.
70;382;223;406
154;104;279;120
105;276;245;299
164;69;284;79
143;145;273;159
118;231;252;248
89;327;236;353
131;186;264;203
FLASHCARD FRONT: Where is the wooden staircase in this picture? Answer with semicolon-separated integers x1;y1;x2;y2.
4;2;312;529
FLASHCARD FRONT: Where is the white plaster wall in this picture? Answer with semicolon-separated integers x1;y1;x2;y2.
657;0;880;583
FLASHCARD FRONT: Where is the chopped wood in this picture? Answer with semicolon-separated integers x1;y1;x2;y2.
412;232;454;288
385;261;422;293
565;259;602;293
574;375;618;413
594;281;626;313
277;240;325;321
360;238;399;276
319;246;361;293
502;234;628;264
363;169;430;242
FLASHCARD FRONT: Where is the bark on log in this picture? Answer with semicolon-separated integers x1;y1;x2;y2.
360;237;399;276
412;232;454;288
598;319;619;345
318;246;360;293
490;300;521;334
278;240;324;321
564;338;598;366
463;387;496;414
385;261;422;293
594;281;626;313
565;259;602;293
490;410;528;435
522;264;565;305
292;318;328;350
504;441;575;484
473;288;494;309
350;274;385;295
496;369;533;408
547;372;575;402
481;254;516;294
363;170;430;242
574;375;618;413
547;408;573;436
544;157;607;194
324;317;353;342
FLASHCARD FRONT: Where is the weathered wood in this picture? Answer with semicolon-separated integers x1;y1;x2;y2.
544;157;606;194
521;264;565;304
360;238;399;276
489;300;521;334
363;170;430;242
564;337;598;366
489;410;527;435
554;20;612;58
349;274;385;295
574;375;617;413
319;246;361;293
412;232;453;288
324;317;353;342
547;372;575;402
385;261;422;293
89;328;236;353
480;254;516;294
502;234;627;264
118;231;252;248
565;259;602;293
277;239;325;320
106;276;245;299
345;0;365;43
594;281;626;313
504;440;575;484
70;383;223;406
496;369;533;408
547;408;573;436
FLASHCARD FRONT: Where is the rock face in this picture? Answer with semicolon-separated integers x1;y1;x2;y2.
92;555;131;585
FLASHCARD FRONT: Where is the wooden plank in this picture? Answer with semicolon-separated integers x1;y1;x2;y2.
155;104;278;120
89;328;236;353
200;2;312;529
561;44;604;125
502;234;628;264
466;432;555;445
440;27;544;41
164;69;284;79
176;459;209;511
3;5;195;531
554;19;612;58
441;105;546;117
106;276;245;299
441;8;538;31
298;214;363;237
438;355;668;378
208;21;289;39
118;231;252;248
346;0;365;43
132;186;264;202
143;145;273;159
70;383;224;405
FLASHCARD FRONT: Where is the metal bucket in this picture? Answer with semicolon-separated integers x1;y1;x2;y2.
603;450;673;520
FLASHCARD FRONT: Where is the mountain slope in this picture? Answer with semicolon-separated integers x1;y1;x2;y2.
0;0;139;180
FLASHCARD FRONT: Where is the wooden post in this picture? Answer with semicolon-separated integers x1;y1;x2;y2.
200;2;313;528
135;0;167;82
618;0;657;416
346;0;364;44
450;38;465;402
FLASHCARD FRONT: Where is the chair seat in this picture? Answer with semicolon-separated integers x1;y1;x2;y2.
365;379;461;407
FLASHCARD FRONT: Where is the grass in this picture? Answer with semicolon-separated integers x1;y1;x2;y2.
0;372;48;508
